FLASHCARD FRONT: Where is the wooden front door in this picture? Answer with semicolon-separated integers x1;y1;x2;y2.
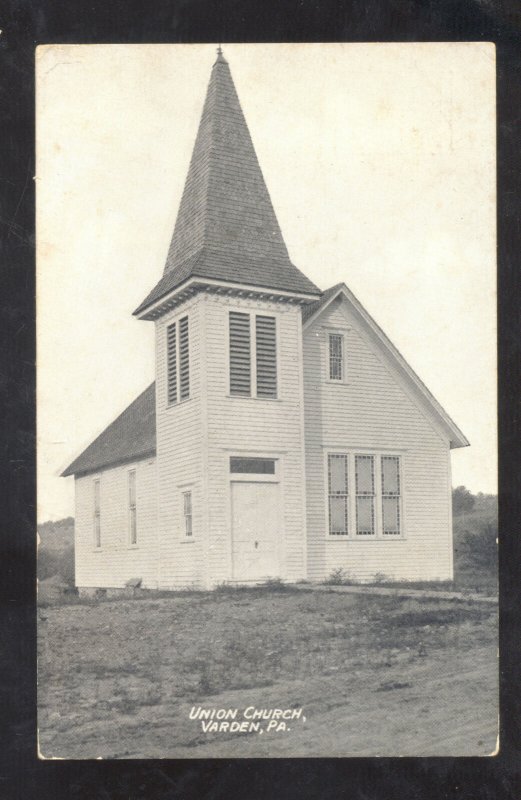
231;481;280;580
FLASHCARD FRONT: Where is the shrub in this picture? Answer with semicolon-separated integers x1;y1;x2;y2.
324;567;357;586
373;572;391;585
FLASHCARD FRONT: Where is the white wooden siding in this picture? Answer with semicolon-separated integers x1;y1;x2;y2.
303;295;453;583
74;457;158;589
154;295;206;588
203;294;307;584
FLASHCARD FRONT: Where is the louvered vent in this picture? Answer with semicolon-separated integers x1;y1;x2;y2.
229;312;251;396
167;322;177;404
179;316;190;400
256;315;277;398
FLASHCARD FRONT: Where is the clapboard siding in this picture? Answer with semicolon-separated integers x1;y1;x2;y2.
74;457;158;588
155;295;206;588
203;294;307;583
303;296;453;582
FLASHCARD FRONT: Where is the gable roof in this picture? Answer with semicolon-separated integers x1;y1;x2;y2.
61;384;156;477
301;283;345;324
134;51;320;317
63;281;468;477
302;283;469;449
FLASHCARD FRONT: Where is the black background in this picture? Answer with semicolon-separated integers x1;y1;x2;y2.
2;0;521;798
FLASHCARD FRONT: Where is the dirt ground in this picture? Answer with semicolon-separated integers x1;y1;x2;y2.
37;587;498;758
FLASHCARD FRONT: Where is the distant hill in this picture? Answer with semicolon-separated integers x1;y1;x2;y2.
38;517;74;584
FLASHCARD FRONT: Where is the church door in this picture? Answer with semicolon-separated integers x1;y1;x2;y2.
231;481;280;581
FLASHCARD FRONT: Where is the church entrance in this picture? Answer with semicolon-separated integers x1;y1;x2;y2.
231;481;280;581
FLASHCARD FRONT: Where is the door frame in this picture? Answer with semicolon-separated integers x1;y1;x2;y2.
224;450;285;582
230;479;282;581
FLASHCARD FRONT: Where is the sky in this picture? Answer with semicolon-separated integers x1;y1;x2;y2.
36;43;496;522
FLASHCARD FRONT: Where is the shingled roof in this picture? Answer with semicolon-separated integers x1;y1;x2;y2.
62;384;156;477
134;50;320;316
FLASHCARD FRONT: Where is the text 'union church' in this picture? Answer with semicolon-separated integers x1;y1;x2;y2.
63;50;469;591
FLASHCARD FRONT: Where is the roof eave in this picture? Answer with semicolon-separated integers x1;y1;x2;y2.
134;276;321;320
61;447;157;478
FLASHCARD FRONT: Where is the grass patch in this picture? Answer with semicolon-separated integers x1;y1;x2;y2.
215;578;298;594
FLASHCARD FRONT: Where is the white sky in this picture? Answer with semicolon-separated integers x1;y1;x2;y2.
36;43;496;522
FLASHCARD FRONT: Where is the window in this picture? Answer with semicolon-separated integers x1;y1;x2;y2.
93;479;101;548
230;457;275;474
179;316;190;401
183;491;192;537
167;315;190;405
329;333;343;381
229;311;277;398
326;453;402;539
355;455;375;536
167;322;177;404
328;454;348;535
229;311;251;396
381;456;401;536
128;470;137;545
256;315;277;398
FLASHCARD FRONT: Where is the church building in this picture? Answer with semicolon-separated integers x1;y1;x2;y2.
63;49;469;591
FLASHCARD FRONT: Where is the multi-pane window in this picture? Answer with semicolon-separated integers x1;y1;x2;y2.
167;316;189;405
93;479;101;548
328;454;348;535
355;455;375;536
327;453;402;539
128;470;137;545
329;333;344;381
229;311;277;398
381;456;401;536
183;491;192;537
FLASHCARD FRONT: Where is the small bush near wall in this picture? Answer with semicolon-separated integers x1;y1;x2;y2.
324;567;358;586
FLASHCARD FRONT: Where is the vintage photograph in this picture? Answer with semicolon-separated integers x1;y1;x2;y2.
36;43;497;758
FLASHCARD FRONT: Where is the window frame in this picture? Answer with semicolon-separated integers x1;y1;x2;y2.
128;469;138;547
166;314;190;407
381;455;402;537
228;310;252;397
227;306;279;400
93;478;101;549
355;454;376;537
327;453;349;536
322;326;349;384
328;332;344;381
230;456;276;475
324;451;404;540
255;313;278;399
182;490;193;538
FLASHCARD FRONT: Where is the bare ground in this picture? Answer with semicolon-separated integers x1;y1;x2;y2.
37;587;498;758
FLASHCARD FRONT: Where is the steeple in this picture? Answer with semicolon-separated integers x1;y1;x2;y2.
135;50;320;318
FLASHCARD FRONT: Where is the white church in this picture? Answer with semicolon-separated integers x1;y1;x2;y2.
63;49;469;591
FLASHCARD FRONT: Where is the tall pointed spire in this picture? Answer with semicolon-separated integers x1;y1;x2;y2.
135;51;320;317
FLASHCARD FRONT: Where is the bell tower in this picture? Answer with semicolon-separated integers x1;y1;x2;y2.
134;49;321;587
